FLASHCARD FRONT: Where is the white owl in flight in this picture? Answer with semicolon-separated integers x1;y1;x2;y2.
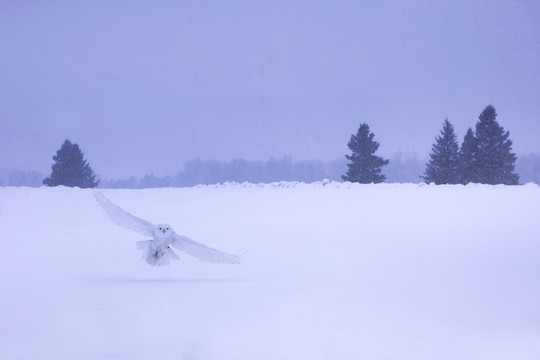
94;192;241;266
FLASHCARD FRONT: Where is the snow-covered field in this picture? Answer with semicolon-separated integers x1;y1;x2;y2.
1;182;539;360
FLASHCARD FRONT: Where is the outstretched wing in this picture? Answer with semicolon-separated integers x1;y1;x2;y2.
94;192;155;237
171;234;241;264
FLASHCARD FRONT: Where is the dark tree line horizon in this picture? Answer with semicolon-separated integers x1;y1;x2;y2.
4;153;540;187
3;104;537;188
42;139;99;188
422;105;519;185
343;105;519;185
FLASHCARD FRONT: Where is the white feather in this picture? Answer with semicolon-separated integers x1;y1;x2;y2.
94;192;155;237
172;234;241;264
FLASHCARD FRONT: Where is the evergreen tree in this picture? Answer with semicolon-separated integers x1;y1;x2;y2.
422;119;460;184
459;127;478;184
43;139;99;188
342;123;389;183
474;105;519;185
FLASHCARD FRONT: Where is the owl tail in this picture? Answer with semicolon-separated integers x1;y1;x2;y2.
136;240;180;266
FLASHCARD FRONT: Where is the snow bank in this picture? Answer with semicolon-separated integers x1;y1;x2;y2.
0;183;539;359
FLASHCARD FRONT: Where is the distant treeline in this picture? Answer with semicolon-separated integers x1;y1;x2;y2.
2;154;539;188
102;157;347;188
0;168;43;187
100;154;538;188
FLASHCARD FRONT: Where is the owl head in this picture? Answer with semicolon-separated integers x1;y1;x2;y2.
155;223;175;239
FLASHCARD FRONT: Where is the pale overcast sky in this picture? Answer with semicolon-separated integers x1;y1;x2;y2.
1;1;539;178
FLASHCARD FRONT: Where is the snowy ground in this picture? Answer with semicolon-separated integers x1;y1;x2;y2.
1;182;539;360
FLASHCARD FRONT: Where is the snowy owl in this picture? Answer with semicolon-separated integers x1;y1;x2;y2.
94;192;241;266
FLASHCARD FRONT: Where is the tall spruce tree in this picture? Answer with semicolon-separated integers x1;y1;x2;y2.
43;139;99;188
474;105;519;185
342;123;389;183
459;127;478;184
422;119;460;184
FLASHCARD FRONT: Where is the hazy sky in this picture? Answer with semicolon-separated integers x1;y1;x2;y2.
1;1;539;179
